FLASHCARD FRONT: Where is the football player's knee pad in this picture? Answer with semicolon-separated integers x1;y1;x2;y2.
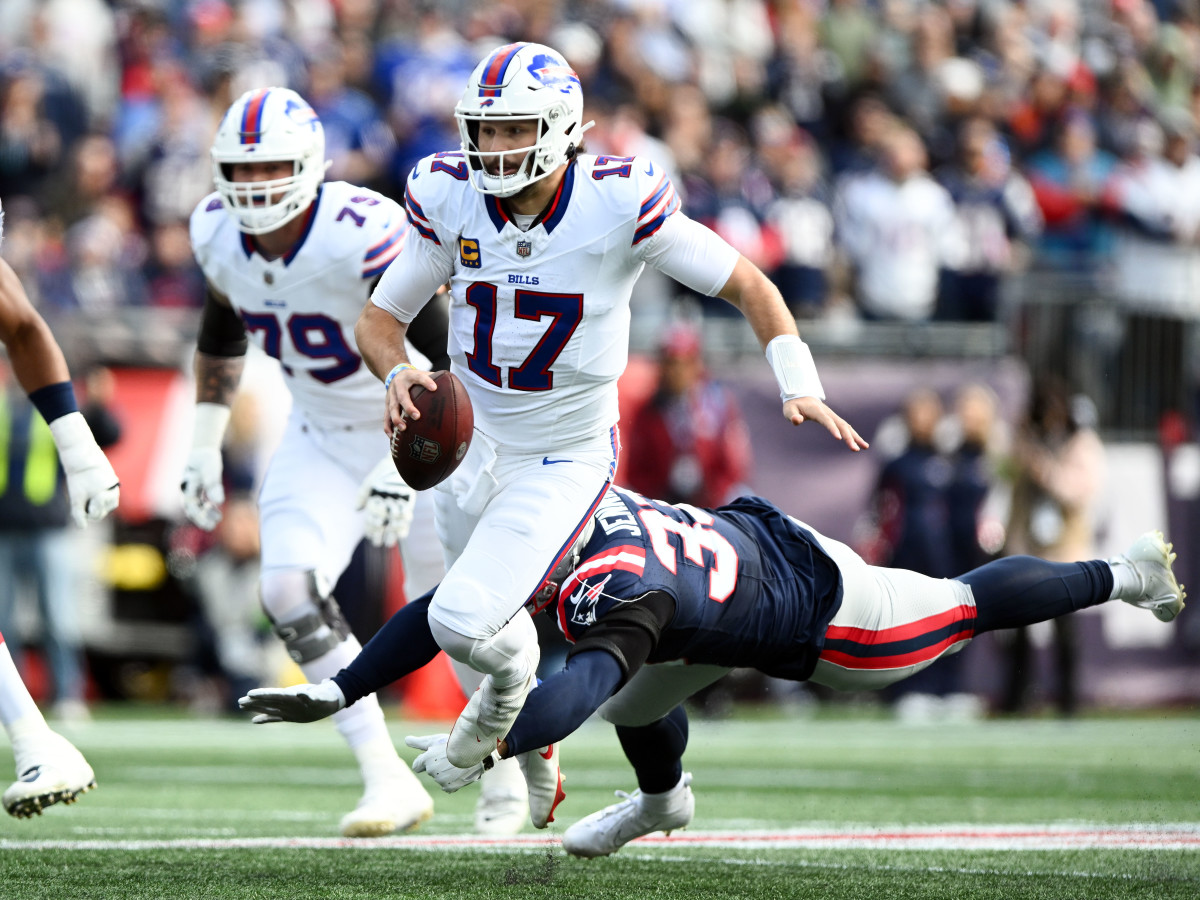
261;569;352;665
428;612;538;683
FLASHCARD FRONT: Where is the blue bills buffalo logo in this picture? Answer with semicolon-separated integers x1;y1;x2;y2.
409;435;441;464
284;97;319;131
459;237;481;268
526;54;580;94
516;239;532;258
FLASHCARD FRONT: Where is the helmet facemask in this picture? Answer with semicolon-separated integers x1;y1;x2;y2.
455;42;592;199
211;87;328;235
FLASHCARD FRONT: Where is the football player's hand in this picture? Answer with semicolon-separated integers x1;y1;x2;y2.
405;733;496;793
356;455;416;547
384;366;438;437
238;680;346;724
180;446;225;530
783;396;869;451
49;412;120;527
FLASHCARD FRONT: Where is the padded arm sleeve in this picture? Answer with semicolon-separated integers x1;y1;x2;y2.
405;291;451;371
640;214;740;297
565;590;675;683
332;590;441;707
502;650;625;757
196;287;248;357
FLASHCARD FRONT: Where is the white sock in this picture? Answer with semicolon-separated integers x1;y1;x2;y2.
0;640;46;737
353;735;409;789
300;637;392;753
1108;559;1143;601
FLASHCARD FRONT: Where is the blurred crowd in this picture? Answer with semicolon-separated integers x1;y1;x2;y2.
4;0;1200;327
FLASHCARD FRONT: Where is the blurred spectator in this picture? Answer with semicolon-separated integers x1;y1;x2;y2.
44;134;123;232
0;360;121;721
947;382;1007;575
1025;111;1118;273
144;222;205;310
621;322;751;508
834;125;966;320
37;198;150;314
1001;375;1106;716
307;41;396;190
0;64;66;205
756;110;834;318
937;117;1042;321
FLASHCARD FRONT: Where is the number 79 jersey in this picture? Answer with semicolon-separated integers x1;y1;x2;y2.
556;487;844;681
189;181;410;429
374;152;738;451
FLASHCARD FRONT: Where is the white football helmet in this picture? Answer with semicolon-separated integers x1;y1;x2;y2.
211;87;328;235
455;42;592;198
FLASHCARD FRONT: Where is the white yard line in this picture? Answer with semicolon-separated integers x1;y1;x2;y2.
2;824;1198;852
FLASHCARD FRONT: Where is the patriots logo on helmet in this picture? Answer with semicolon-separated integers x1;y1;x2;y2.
526;54;580;94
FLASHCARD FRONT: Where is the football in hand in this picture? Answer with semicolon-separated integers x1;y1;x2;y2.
390;370;473;491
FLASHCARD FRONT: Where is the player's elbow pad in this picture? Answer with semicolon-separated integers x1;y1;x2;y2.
197;294;249;357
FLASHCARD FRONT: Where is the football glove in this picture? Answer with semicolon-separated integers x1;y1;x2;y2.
180;403;230;531
238;680;346;724
48;411;120;527
355;455;416;548
518;742;565;828
405;733;497;793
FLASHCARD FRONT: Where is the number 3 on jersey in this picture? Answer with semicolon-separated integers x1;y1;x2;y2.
464;283;582;391
241;311;361;383
639;507;738;602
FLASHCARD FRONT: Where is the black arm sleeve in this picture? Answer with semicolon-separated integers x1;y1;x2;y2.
405;291;451;371
564;590;675;684
502;650;625;757
332;590;441;707
196;287;248;358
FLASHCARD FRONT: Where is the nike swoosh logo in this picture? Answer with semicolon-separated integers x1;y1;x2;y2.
539;746;555;760
645;162;654;175
542;457;571;465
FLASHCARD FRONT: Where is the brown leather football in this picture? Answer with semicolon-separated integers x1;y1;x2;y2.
390;370;473;491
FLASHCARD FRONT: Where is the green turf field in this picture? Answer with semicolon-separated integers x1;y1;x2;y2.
2;710;1198;899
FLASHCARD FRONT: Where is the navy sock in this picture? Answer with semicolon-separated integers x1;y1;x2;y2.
959;557;1113;634
617;704;689;795
333;591;440;707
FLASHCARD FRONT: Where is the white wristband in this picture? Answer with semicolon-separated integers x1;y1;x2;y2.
47;411;100;474
191;402;232;452
766;335;825;402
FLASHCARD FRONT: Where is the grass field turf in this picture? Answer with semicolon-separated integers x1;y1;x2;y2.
1;710;1197;899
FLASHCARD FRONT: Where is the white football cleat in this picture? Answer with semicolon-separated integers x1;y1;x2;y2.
474;755;528;836
446;668;537;768
1114;531;1186;623
518;741;565;829
4;730;96;819
339;767;434;837
562;772;693;858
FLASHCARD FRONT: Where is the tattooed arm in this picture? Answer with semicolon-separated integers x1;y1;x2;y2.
181;283;247;530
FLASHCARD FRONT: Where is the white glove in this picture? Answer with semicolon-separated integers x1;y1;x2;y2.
356;455;416;548
238;680;346;724
405;733;497;793
180;403;230;531
48;411;120;527
518;742;565;829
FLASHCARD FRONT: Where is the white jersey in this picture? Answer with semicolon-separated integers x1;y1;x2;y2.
189;181;410;429
372;152;739;451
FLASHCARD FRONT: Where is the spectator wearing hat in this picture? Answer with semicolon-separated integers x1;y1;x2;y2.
621;323;752;509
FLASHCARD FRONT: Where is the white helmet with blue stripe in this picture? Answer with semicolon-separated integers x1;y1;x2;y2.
455;42;592;198
211;87;328;235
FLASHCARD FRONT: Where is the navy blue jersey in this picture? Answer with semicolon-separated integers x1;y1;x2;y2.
554;486;843;680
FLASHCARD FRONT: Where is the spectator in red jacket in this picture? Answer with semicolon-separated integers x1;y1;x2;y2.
621;323;751;508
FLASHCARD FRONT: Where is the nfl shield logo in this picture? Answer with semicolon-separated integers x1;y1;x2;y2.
410;435;441;464
516;239;532;258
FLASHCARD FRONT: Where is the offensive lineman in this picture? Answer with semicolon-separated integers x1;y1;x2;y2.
183;87;528;836
0;198;120;817
241;485;1185;855
353;41;867;775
